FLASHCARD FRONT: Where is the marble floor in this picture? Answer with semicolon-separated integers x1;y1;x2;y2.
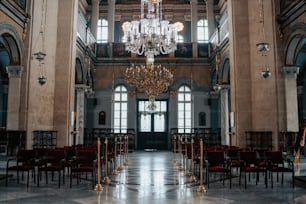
0;151;306;204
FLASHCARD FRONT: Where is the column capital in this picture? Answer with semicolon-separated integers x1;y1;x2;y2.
6;65;23;78
282;66;299;79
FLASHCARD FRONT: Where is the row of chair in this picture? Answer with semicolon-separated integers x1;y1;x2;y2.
180;145;295;189
5;144;121;188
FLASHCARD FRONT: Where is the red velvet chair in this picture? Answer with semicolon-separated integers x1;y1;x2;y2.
6;149;36;188
265;150;295;188
38;149;66;188
70;149;97;188
205;150;231;188
239;150;267;189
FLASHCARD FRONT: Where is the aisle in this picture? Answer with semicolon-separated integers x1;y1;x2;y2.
109;151;197;200
1;151;306;204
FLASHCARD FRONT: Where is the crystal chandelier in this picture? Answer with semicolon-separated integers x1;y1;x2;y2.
122;0;183;62
123;0;179;110
125;61;173;109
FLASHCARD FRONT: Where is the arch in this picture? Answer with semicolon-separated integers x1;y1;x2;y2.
283;23;306;125
0;22;23;65
220;58;230;84
283;22;306;66
75;57;87;84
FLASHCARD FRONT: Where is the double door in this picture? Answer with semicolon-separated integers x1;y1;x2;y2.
137;100;168;150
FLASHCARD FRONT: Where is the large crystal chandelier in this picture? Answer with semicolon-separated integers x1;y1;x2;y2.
122;0;183;62
123;0;180;110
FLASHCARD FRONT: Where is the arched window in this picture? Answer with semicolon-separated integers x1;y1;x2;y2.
97;19;108;43
177;85;192;133
113;85;128;133
197;19;209;43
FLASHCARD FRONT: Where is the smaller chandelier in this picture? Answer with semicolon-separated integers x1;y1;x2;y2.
122;0;183;61
125;62;173;105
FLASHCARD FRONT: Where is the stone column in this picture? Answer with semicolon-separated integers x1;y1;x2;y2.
75;84;88;144
6;65;23;130
283;66;299;132
220;85;230;145
190;0;198;57
90;0;100;39
108;0;115;42
206;0;215;39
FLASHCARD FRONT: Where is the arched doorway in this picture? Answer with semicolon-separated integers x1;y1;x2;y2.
0;23;23;129
284;27;306;126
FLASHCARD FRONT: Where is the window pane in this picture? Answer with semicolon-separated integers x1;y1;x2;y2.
114;111;120;118
121;93;128;101
154;114;165;132
178;103;184;111
185;103;191;111
185;93;191;101
114;118;120;126
121;103;127;111
114;103;120;110
140;114;151;132
114;93;121;101
178;94;184;101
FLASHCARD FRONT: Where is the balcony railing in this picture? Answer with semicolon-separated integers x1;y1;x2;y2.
95;42;209;59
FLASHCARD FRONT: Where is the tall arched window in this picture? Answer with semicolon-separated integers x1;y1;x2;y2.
97;19;108;43
197;19;209;43
177;85;192;133
113;85;128;133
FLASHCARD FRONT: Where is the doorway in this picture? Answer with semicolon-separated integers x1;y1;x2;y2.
137;100;168;150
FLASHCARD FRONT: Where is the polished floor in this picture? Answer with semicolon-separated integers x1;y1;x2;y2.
1;151;306;204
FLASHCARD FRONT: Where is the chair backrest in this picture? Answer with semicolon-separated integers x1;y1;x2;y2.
239;151;258;165
206;150;226;166
265;151;283;164
45;149;66;163
17;149;36;164
76;149;97;165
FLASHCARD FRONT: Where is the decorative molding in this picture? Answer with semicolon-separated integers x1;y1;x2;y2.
6;65;23;78
0;0;27;28
282;66;300;79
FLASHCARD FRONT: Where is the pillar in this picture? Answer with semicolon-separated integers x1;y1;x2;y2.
6;65;23;130
206;0;215;39
220;85;230;145
90;0;100;39
75;84;88;144
108;0;115;42
190;0;198;57
283;66;299;132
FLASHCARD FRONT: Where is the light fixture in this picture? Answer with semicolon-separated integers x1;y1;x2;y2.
33;0;47;85
122;0;183;62
125;61;173;110
123;0;178;110
257;0;271;79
